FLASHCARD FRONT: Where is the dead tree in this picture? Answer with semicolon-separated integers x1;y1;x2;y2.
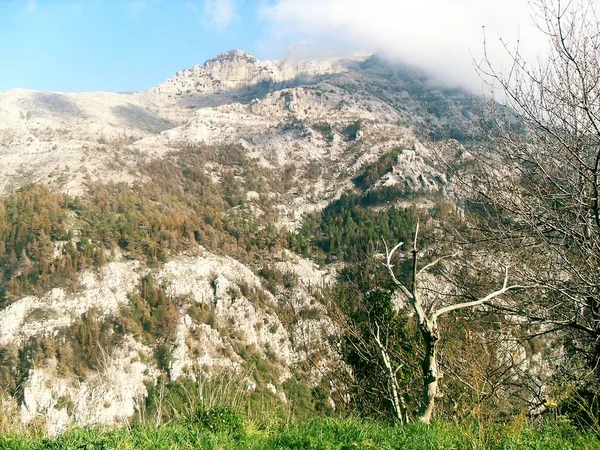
384;223;529;423
464;0;600;382
373;321;410;424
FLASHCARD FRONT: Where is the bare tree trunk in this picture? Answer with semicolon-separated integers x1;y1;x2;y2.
419;323;439;424
374;322;409;424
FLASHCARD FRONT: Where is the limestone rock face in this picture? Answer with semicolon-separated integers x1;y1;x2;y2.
20;338;157;436
149;49;354;101
0;260;141;346
2;247;335;434
0;50;466;203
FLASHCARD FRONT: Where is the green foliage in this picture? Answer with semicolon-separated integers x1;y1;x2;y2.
195;406;246;438
353;147;404;190
311;122;334;144
555;384;600;431
140;371;246;425
139;368;335;433
122;274;178;373
0;143;291;308
1;417;598;449
0;345;18;395
292;189;419;263
238;345;280;386
334;259;422;421
0;308;123;397
187;301;216;328
0;185;91;304
1;276;174;388
258;263;288;295
13;336;54;394
343;120;362;141
280;118;310;137
0;143;298;402
125;275;177;343
63;310;118;377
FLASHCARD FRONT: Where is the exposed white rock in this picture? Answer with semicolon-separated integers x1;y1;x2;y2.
156;249;294;376
21;337;157;436
0;50;453;226
0;241;337;432
274;249;334;292
148;49;367;103
0;261;141;346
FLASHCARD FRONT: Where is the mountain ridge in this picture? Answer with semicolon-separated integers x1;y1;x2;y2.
0;49;501;435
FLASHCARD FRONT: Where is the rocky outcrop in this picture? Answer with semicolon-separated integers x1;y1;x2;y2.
0;260;141;346
21;338;157;436
2;247;335;435
0;50;462;203
149;49;362;102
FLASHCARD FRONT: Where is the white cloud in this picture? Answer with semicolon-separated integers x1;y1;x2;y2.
262;0;550;91
202;0;237;29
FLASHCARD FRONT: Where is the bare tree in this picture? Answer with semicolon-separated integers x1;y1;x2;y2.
464;0;600;382
384;223;529;423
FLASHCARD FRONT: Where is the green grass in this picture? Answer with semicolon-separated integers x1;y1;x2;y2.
1;415;598;450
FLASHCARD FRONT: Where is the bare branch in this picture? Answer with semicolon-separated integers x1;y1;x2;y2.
417;252;460;277
383;238;413;301
373;322;408;424
433;267;533;320
413;222;420;253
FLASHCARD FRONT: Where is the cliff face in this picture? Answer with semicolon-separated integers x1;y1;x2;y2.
149;49;354;100
3;246;334;435
0;50;462;211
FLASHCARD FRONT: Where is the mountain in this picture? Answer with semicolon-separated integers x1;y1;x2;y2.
147;49;351;107
0;50;505;434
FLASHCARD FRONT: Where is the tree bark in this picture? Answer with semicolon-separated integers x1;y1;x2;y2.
419;321;439;424
374;322;409;424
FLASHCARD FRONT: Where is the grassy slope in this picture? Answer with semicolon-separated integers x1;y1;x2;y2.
2;417;599;450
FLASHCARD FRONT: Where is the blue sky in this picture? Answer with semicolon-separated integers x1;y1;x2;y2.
0;0;546;93
0;0;286;92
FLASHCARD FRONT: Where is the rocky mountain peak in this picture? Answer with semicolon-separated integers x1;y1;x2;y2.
149;50;350;103
205;49;259;66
